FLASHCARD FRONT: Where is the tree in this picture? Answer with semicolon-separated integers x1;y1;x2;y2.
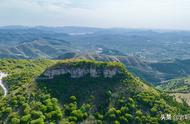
70;96;77;102
11;118;20;124
30;118;44;124
114;120;120;124
71;109;84;121
20;114;31;123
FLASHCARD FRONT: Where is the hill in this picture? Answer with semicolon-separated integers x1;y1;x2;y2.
156;76;190;93
130;58;190;84
0;38;76;59
0;59;190;123
156;76;190;106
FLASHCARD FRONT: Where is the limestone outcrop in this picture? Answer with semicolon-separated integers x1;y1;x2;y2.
43;66;121;79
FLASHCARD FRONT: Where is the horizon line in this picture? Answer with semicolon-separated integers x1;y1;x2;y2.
0;25;190;32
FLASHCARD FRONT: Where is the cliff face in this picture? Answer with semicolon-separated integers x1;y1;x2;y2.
43;66;121;79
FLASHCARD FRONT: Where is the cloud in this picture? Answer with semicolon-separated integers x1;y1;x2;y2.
0;0;190;30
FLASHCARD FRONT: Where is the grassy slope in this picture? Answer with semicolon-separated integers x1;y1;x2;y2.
169;93;190;106
156;76;190;109
156;76;190;92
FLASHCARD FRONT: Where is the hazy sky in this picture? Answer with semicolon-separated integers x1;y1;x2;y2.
0;0;190;30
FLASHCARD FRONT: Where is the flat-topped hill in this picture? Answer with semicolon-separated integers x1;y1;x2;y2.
42;59;126;79
36;59;190;123
0;59;189;124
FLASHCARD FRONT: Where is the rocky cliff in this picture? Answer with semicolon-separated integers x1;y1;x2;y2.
42;60;124;79
43;67;121;79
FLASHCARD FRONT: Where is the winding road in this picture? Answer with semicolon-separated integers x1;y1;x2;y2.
0;72;8;96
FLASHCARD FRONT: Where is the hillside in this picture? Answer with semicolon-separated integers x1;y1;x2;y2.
129;58;190;84
0;59;189;123
156;76;190;106
156;76;190;93
0;38;76;59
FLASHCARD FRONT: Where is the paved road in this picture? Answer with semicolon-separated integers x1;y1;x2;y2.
0;72;7;96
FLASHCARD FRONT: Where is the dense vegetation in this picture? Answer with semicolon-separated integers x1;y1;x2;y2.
0;59;190;123
0;59;61;123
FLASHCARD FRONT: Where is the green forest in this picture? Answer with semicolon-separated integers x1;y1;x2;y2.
0;59;190;124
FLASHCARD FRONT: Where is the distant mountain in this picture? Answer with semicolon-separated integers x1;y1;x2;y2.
0;38;75;59
0;26;102;34
1;26;190;61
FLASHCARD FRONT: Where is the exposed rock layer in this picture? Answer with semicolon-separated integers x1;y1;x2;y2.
43;67;120;79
